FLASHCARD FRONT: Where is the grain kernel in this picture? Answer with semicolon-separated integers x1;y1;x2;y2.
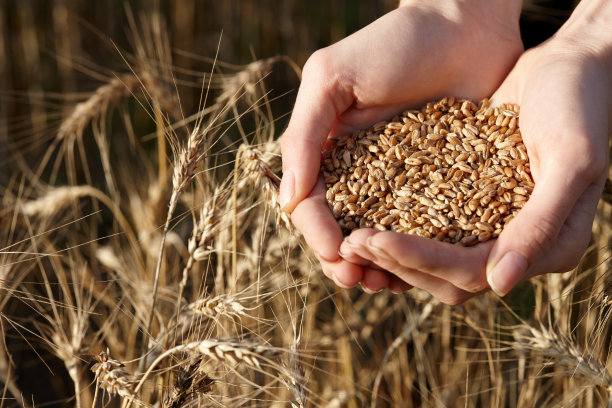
323;97;534;244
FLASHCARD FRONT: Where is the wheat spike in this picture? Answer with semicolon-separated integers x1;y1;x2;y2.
216;57;280;108
163;359;214;408
187;294;248;320
238;141;292;230
58;75;138;142
513;324;612;387
91;349;137;399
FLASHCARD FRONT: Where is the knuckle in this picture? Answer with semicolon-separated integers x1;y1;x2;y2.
436;288;469;306
303;49;332;78
303;48;348;100
455;275;488;294
584;155;608;180
563;253;582;272
558;243;588;273
279;133;292;156
563;140;607;180
521;214;559;258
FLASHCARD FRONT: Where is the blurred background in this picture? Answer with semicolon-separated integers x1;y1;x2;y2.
0;0;579;172
0;0;590;405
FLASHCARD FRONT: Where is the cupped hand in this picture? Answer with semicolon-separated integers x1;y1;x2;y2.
279;1;523;289
341;35;611;303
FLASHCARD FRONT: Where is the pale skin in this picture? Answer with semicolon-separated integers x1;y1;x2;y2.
279;0;612;304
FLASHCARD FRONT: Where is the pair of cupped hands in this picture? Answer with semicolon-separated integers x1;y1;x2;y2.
279;1;610;304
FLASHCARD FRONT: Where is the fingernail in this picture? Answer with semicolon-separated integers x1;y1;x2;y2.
343;238;364;250
486;250;528;297
360;283;377;294
317;251;340;264
279;170;295;212
332;272;352;289
388;284;404;294
366;236;388;259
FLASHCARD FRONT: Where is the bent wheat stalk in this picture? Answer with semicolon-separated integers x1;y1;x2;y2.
128;338;283;407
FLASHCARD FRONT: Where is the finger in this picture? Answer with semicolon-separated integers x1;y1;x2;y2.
338;247;372;266
319;255;364;289
363;252;473;304
279;50;355;213
291;177;364;288
291;178;344;263
348;230;492;293
339;228;379;266
487;53;609;295
388;276;412;294
529;180;603;276
360;267;390;293
485;167;588;296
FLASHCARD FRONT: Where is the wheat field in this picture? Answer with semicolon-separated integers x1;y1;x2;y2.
0;1;610;407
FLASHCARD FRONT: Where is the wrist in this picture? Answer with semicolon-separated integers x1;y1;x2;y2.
398;0;523;44
554;0;612;70
398;0;523;19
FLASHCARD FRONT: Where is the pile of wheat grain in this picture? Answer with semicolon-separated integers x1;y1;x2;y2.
323;97;534;245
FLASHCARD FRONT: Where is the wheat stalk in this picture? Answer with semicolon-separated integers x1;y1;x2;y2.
216;57;281;109
18;185;141;261
371;298;438;407
134;338;283;396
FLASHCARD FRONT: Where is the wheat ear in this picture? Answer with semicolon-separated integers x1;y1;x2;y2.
91;349;137;402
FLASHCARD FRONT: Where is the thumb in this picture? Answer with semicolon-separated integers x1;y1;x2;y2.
279;52;354;213
485;165;583;296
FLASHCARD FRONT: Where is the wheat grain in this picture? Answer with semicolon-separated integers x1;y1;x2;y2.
323;97;534;245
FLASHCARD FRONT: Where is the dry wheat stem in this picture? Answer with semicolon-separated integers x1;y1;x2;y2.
131;338;283;404
57;75;139;142
48;75;139;188
371;298;438;407
146;65;279;336
216;57;281;110
145;58;237;338
163;359;214;408
0;317;27;408
171;186;230;348
19;185;142;265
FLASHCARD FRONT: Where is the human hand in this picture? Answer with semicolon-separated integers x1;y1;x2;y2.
339;8;612;302
279;0;523;290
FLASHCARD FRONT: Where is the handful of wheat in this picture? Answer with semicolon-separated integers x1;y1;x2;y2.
322;97;534;246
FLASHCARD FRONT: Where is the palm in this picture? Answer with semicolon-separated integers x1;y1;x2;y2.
342;39;609;302
281;3;523;290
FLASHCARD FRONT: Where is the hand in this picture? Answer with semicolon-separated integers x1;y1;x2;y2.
279;0;523;290
340;29;611;303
